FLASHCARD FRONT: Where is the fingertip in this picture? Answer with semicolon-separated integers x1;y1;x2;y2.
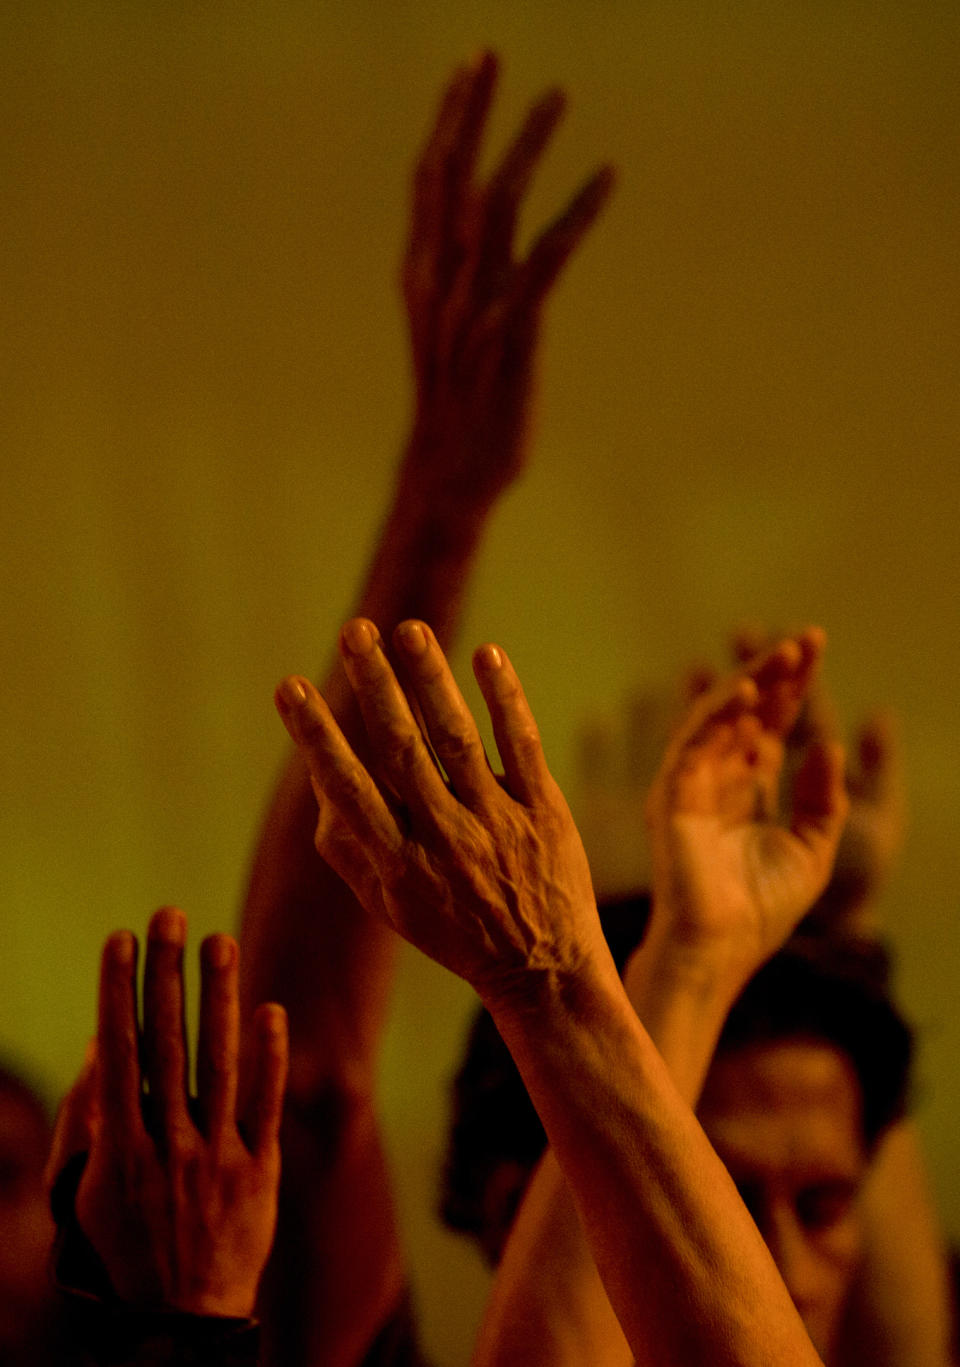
587;162;617;204
473;642;504;676
256;1001;289;1046
534;85;567;123
798;624;827;660
147;905;187;947
201;933;237;972
779;636;805;669
736;676;760;708
469;48;499;80
340;617;378;658
105;929;137;967
275;675;309;716
859;707;899;760
394;619;429;657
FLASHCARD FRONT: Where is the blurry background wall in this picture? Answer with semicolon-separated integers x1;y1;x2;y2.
1;3;958;1362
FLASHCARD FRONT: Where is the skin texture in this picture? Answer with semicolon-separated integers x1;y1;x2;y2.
700;1040;869;1362
275;619;835;1367
274;620;606;1009
473;633;848;1367
47;908;287;1318
239;52;612;1367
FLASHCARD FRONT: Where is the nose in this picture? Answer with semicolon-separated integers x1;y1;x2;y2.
763;1203;822;1322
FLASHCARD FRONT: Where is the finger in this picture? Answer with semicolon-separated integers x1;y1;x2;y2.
406;55;498;302
408;63;471;260
853;709;902;802
338;618;455;818
663;671;760;768
142;907;191;1139
473;643;553;805
445;52;498;225
730;622;771;664
240;1003;288;1157
515;163;616;307
791;740;849;857
196;935;239;1140
393;620;497;806
96;930;143;1144
791;676;840;753
748;627;826;735
45;1041;99;1191
275;673;405;865
475;87;567;281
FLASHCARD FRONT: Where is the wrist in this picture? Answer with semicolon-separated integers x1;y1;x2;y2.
482;945;627;1049
634;923;752;1003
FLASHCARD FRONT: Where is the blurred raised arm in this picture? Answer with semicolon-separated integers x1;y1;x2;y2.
238;51;612;1367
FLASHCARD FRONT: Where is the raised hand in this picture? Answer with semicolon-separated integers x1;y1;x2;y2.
49;909;287;1318
400;52;614;513
644;630;848;982
275;618;607;1010
731;626;906;929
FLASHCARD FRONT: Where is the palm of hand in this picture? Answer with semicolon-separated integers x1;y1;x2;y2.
653;722;832;964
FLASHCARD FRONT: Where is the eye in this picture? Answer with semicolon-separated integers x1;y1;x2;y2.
796;1181;857;1232
733;1179;765;1227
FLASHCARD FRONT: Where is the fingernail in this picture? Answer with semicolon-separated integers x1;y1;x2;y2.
150;906;186;945
205;935;235;971
341;619;375;656
276;677;308;714
258;1002;288;1040
112;930;136;965
396;621;427;656
477;644;503;671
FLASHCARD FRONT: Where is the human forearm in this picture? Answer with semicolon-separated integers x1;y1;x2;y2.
471;1147;632;1367
489;962;825;1367
834;1119;953;1367
238;450;497;1027
474;923;746;1367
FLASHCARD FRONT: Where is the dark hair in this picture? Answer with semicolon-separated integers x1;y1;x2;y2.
439;904;911;1242
715;935;912;1150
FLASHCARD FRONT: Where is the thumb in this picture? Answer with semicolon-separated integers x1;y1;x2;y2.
45;1039;100;1193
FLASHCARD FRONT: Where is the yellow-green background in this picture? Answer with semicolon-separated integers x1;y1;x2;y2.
2;3;958;1362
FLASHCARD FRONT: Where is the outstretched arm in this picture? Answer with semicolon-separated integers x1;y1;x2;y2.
474;632;847;1366
239;52;613;1367
274;619;836;1367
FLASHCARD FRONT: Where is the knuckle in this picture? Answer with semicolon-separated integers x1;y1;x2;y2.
433;723;481;767
383;730;423;776
510;724;542;761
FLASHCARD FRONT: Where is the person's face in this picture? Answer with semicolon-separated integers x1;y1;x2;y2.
0;1089;54;1347
698;1038;868;1362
